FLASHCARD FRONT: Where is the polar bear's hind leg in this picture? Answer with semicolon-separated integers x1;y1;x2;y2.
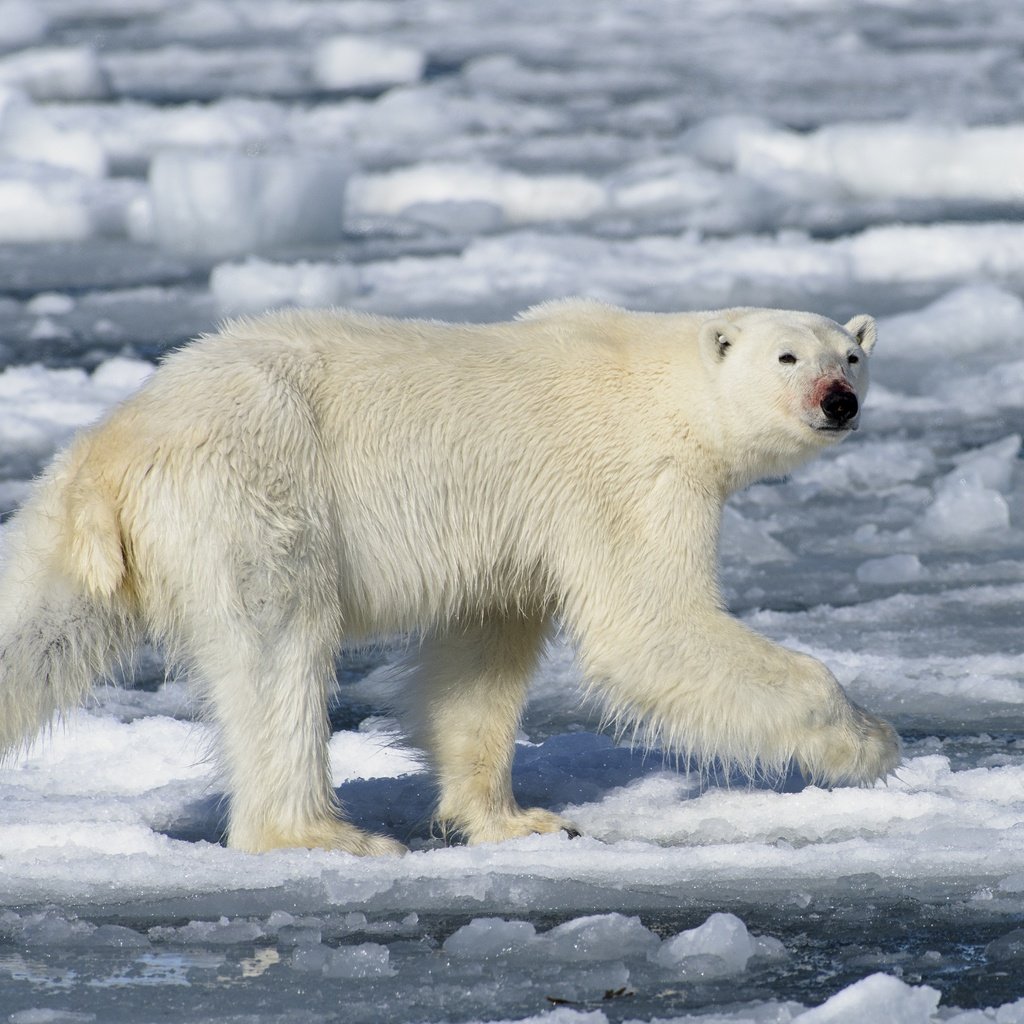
407;612;578;844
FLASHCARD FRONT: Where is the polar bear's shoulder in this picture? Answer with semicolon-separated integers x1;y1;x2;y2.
516;296;628;324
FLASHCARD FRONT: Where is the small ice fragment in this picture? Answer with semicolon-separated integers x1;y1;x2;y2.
210;257;359;315
443;918;537;957
543;914;659;962
25;292;74;316
293;942;395;978
855;554;924;585
922;477;1010;540
149;147;346;261
653;913;773;974
312;36;425;91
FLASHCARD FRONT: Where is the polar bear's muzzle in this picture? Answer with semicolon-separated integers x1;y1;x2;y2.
819;382;859;431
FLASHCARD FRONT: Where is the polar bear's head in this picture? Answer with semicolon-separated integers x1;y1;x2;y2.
698;308;877;481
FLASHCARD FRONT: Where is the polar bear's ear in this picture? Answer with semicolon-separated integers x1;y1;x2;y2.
845;314;877;353
700;318;739;364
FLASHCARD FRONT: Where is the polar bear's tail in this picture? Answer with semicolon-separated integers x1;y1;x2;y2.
0;446;139;759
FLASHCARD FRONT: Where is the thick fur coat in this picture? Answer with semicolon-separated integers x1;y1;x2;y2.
0;300;899;854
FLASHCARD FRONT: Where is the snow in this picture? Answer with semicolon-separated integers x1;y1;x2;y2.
2;0;1024;1021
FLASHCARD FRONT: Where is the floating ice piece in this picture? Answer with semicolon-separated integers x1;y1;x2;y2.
922;436;1020;541
794;440;937;492
652;912;784;974
721;506;793;565
794;972;940;1023
500;1010;607;1024
211;257;360;315
148;147;346;261
0;169;92;242
347;162;607;225
90;357;154;394
879;284;1024;359
680;114;779;168
443;917;537;957
104;44;307;101
0;1;48;51
313;35;425;91
856;554;925;585
0;86;106;176
922;451;1016;541
151;917;264;946
847;223;1024;285
25;291;74;316
544;913;659;962
609;155;727;212
950;435;1021;492
734;122;1024;203
0;45;107;100
0;159;143;242
0;358;153;455
292;941;395;978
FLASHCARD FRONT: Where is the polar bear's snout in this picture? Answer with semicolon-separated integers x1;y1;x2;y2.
820;383;859;429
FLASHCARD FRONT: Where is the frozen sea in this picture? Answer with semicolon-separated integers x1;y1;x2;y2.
2;0;1024;1021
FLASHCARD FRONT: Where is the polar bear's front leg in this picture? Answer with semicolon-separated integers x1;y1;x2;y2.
406;612;579;844
578;604;900;785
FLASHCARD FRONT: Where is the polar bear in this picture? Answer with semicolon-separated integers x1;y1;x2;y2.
0;300;899;855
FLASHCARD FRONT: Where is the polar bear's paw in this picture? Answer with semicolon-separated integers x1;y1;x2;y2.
798;702;901;787
455;807;581;846
230;819;408;857
334;829;410;858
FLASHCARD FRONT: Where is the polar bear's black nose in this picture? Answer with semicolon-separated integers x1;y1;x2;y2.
821;387;858;426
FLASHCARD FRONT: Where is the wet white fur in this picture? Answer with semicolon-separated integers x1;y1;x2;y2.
0;300;898;854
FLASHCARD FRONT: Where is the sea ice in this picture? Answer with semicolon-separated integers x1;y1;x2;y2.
794;972;940;1024
735;122;1024;203
856;554;925;585
0;1;47;51
296;941;395;978
0;86;107;176
443;918;538;958
210;257;361;315
921;436;1019;541
544;914;660;962
2;2;1024;1021
0;45;107;101
652;913;783;975
312;36;426;91
147;147;347;260
878;284;1024;359
346;163;607;226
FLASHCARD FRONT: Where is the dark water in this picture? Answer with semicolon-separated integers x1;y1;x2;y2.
3;887;1024;1023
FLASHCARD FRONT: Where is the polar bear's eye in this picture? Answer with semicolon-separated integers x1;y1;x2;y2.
778;353;797;365
848;353;860;365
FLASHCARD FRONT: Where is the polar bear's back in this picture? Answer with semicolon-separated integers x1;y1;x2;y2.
85;303;681;637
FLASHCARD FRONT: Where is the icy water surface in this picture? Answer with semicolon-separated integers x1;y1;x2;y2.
3;1;1024;1022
